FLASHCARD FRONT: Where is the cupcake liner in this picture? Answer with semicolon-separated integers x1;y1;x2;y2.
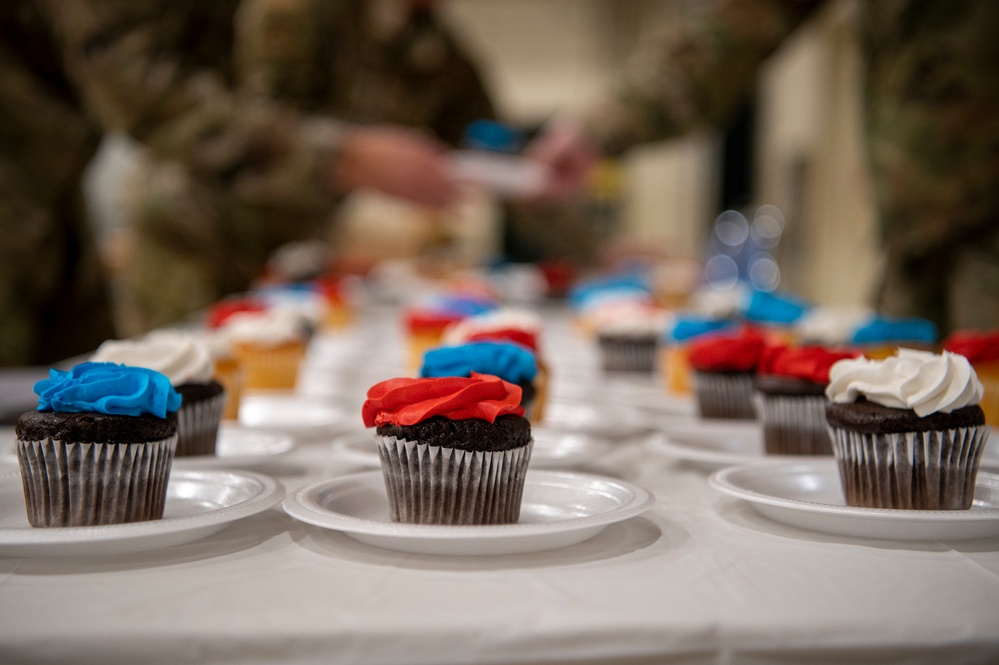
598;338;658;373
176;391;226;457
528;361;550;422
758;394;833;455
375;435;533;525
16;436;177;527
213;356;243;421
692;371;757;419
827;424;990;510
662;344;693;395
233;341;305;390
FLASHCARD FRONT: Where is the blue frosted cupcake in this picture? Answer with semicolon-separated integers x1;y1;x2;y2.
15;362;181;527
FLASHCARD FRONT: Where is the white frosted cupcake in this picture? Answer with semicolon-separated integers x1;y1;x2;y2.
591;302;667;373
93;334;225;457
219;307;310;391
825;349;990;510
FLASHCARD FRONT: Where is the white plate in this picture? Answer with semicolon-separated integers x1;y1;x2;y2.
709;461;999;541
330;426;609;470
283;470;654;555
977;430;999;473
172;424;295;469
648;419;828;471
0;469;284;557
540;400;649;440
238;392;352;440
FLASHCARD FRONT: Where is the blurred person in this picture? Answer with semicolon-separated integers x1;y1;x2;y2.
529;0;999;335
0;0;463;367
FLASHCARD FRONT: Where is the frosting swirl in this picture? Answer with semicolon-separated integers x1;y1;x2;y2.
851;316;937;345
35;362;182;418
944;329;999;363
420;342;537;384
205;298;267;329
826;349;984;417
687;327;767;372
219;308;306;347
758;345;860;385
443;309;542;351
362;373;524;427
92;335;214;385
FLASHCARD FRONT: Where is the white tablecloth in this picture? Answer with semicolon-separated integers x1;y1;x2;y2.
2;306;998;665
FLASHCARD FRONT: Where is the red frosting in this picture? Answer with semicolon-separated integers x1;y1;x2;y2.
464;329;539;352
757;345;860;384
404;310;466;334
687;327;768;372
362;373;525;427
943;329;999;363
205;299;267;329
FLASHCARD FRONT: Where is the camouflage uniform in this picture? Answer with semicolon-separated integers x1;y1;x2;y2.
121;0;498;333
583;0;999;335
0;0;350;365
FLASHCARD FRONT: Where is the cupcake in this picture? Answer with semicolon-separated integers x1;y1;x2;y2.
755;345;859;455
825;349;989;510
590;302;667;373
218;306;310;390
743;289;812;344
403;294;497;371
15;362;180;527
850;315;937;359
944;328;999;427
687;326;767;419
92;335;225;457
442;308;549;420
660;315;737;395
420;342;541;421
362;374;532;525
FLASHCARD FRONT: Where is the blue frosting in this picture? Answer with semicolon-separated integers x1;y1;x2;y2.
428;295;498;318
420;342;537;384
34;362;182;418
851;316;938;345
569;274;650;309
744;290;811;325
667;317;737;343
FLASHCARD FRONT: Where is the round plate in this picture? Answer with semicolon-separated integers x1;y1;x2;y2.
238;392;352;440
539;400;649;440
709;461;999;541
648;420;828;471
172;424;295;469
283;470;654;556
330;426;609;470
0;469;284;557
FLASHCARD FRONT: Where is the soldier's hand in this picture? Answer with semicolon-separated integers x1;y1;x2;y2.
333;126;460;209
524;119;599;201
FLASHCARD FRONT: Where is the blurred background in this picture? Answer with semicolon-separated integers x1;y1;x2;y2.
84;0;877;336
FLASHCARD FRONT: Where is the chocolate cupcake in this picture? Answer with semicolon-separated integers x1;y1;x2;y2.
825;349;990;510
362;374;532;525
16;363;181;527
93;334;225;456
419;341;540;420
688;327;767;419
755;345;859;455
591;303;666;373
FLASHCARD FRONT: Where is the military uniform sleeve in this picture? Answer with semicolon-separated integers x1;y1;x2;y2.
583;0;824;155
39;0;344;208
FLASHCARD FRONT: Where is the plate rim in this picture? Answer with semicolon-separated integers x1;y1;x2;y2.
647;430;829;469
709;461;999;522
0;468;285;545
283;469;654;539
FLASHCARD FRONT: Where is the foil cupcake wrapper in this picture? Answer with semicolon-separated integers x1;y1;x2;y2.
692;372;757;419
16;436;177;527
827;424;991;510
758;394;833;455
598;340;658;373
176;391;226;457
375;435;533;525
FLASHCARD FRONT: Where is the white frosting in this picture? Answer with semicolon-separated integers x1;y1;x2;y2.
826;348;984;417
689;284;750;319
219;308;305;347
258;291;327;326
442;308;542;345
589;302;667;337
92;335;215;385
795;305;873;346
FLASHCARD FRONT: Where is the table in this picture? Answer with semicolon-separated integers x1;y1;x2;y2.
2;306;998;665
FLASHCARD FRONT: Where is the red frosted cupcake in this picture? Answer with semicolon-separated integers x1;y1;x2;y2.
755;345;859;455
362;373;532;525
687;327;767;419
